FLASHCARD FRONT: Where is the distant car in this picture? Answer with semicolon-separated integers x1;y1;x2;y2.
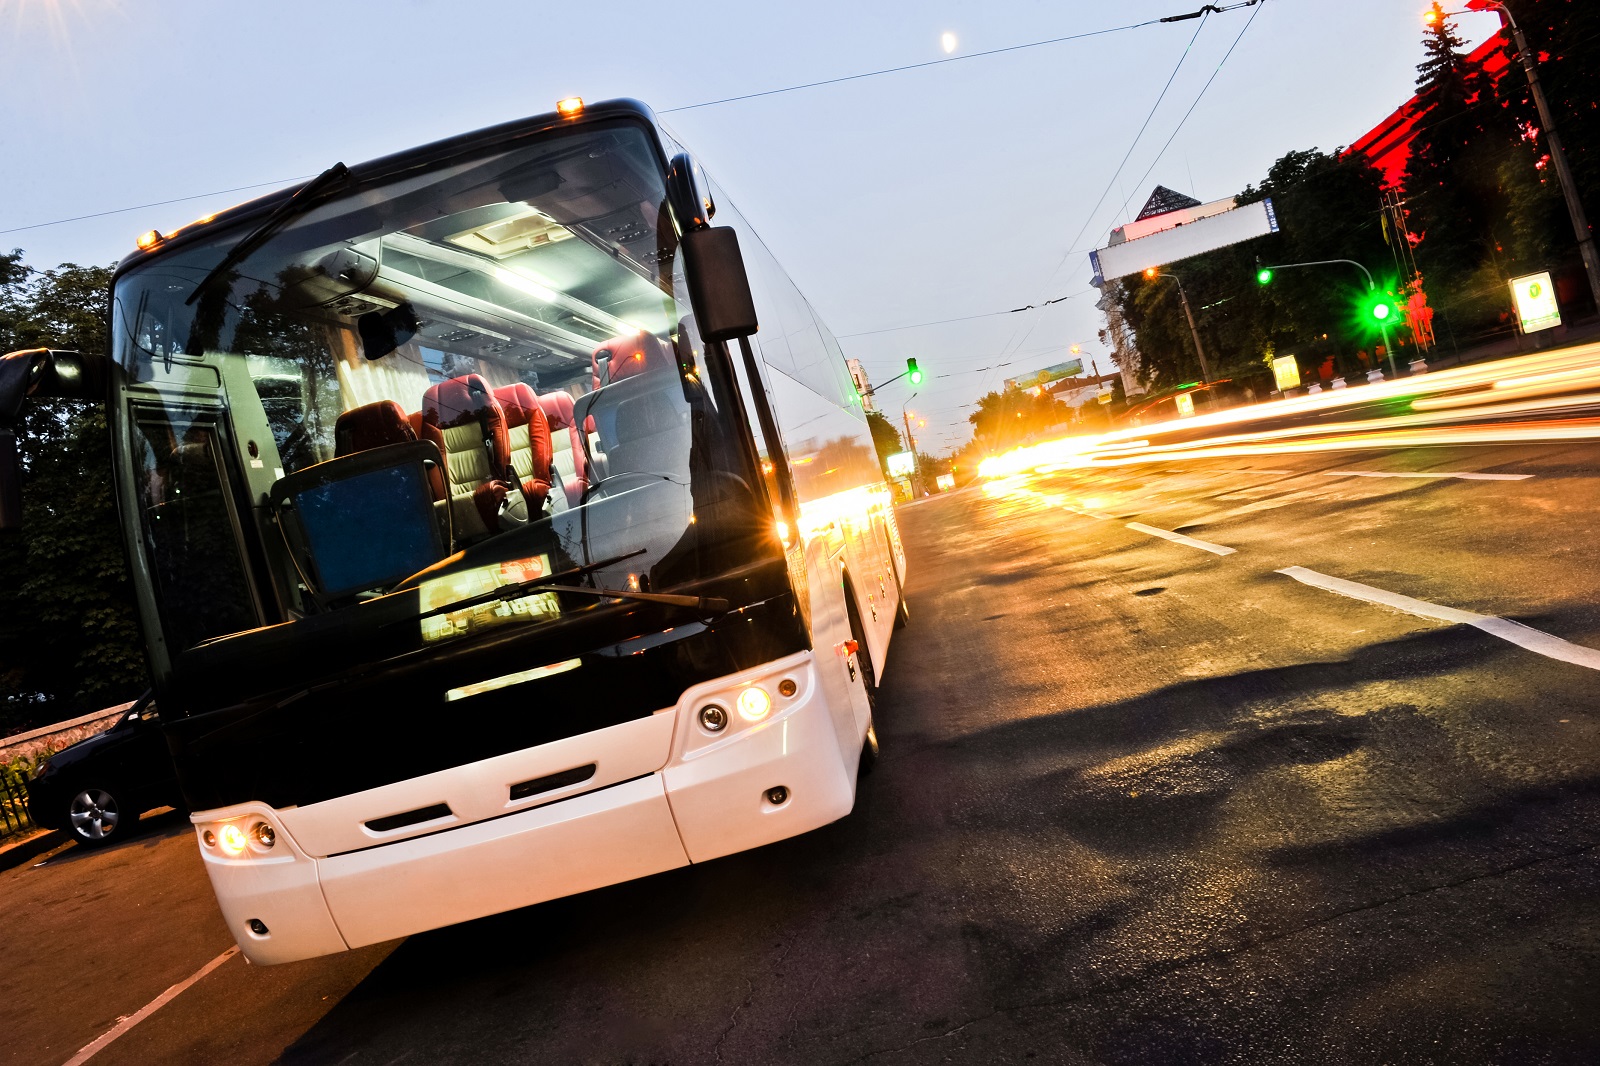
26;694;185;847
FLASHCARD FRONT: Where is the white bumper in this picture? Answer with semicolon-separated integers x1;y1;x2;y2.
193;649;859;964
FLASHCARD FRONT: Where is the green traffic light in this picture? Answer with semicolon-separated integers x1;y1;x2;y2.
1372;302;1392;322
907;357;923;386
1257;268;1274;285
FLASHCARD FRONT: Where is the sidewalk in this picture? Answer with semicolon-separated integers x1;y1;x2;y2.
0;826;68;873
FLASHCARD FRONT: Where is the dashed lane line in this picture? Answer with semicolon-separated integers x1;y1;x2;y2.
1126;522;1238;557
1277;566;1600;672
64;946;240;1065
1322;470;1533;481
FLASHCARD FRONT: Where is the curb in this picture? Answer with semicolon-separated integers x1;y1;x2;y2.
0;828;68;873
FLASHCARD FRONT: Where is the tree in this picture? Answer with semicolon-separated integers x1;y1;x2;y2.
0;252;146;736
1403;4;1525;328
865;409;904;472
967;387;1067;448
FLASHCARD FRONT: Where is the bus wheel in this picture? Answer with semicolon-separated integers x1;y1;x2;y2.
859;717;879;776
844;582;877;714
886;533;909;630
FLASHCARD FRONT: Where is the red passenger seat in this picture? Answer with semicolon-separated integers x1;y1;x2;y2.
492;383;553;511
537;390;588;505
420;374;513;538
334;400;445;500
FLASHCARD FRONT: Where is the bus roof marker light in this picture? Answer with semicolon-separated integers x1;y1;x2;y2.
136;230;163;251
556;97;584;118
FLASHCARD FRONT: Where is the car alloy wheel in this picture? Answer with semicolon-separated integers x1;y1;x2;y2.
69;788;121;844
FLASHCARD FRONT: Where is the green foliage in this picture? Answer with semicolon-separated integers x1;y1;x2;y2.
865;409;904;471
1111;148;1393;389
967;387;1068;447
0;251;146;736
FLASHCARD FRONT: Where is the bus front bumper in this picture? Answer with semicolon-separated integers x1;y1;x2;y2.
192;650;859;965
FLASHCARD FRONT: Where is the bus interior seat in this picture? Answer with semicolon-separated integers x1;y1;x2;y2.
420;374;512;539
591;329;671;391
607;386;690;482
492;383;554;512
535;389;588;506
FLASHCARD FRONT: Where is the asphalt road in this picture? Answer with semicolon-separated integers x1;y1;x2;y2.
7;438;1600;1065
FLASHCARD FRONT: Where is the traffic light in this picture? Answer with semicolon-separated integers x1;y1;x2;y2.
907;357;923;385
1362;290;1400;324
1257;267;1274;285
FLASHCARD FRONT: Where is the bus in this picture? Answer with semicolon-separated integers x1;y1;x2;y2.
0;98;907;965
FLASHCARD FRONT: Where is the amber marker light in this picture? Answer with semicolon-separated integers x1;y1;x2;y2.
136;230;163;251
218;823;248;857
556;97;584;117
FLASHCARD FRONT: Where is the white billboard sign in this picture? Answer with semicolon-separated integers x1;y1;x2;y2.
1509;271;1561;333
1092;198;1279;283
886;451;915;478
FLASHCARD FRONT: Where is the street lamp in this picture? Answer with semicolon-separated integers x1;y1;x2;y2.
1430;1;1600;311
1142;267;1212;382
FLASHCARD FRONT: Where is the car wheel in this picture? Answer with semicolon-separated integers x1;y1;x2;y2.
68;787;123;847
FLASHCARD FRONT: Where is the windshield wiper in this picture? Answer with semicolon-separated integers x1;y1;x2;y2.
536;584;729;612
409;548;649;624
185;162;352;306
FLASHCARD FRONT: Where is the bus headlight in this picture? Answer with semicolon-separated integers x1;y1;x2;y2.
218;823;248;857
736;687;772;723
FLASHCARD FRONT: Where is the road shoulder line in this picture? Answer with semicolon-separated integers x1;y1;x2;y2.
1276;566;1600;671
1126;522;1237;556
1322;470;1533;481
64;945;240;1065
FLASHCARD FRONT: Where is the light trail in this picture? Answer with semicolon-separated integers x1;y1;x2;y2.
978;341;1600;478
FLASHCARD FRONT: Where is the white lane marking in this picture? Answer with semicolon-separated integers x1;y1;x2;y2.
1277;566;1600;672
1126;522;1238;556
1322;470;1533;481
64;946;240;1065
1064;505;1115;521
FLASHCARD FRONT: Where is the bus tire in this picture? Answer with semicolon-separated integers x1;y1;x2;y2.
843;579;877;712
859;717;879;776
886;532;909;630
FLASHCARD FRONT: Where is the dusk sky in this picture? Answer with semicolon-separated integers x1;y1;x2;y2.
2;0;1492;450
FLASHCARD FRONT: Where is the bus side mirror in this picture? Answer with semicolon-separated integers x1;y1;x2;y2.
0;348;109;530
682;227;758;343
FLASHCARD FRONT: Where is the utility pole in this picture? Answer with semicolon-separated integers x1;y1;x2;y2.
1448;2;1600;311
901;394;923;497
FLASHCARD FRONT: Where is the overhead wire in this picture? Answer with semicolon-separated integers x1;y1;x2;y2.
1;3;1262;238
659;15;1171;114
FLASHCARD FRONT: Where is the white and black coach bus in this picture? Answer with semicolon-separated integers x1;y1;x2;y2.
0;98;906;964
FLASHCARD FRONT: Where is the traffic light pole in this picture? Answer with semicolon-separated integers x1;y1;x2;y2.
1257;258;1397;376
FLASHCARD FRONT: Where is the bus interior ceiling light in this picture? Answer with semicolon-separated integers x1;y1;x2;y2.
556;97;584;117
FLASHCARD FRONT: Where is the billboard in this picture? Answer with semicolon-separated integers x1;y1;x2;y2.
1091;198;1279;283
1510;271;1561;333
1271;354;1301;391
1005;359;1082;391
886;451;916;478
936;473;955;492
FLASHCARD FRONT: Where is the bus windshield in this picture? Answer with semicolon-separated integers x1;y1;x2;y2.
110;121;779;701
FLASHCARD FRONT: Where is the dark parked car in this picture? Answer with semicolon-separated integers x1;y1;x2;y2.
26;694;185;847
